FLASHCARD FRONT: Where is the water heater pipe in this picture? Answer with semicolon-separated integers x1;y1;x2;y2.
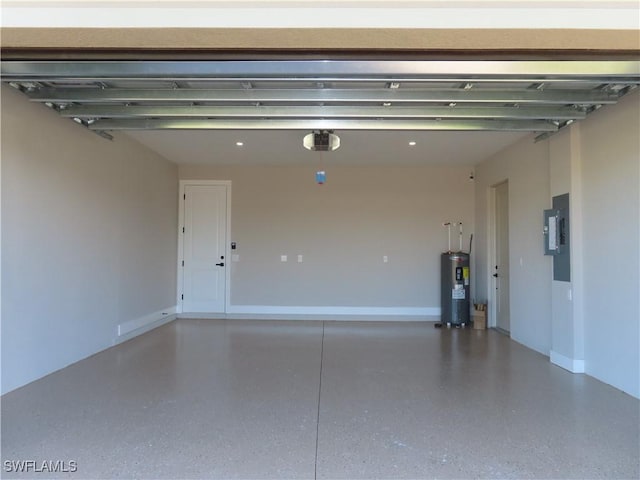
443;222;452;252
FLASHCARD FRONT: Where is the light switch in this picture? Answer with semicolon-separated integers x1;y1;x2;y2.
232;254;240;262
298;255;303;263
383;255;388;263
281;255;287;262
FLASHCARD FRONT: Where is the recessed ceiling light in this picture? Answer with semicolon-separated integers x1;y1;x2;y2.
408;141;417;146
236;141;244;146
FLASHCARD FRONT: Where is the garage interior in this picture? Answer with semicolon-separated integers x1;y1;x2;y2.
1;2;640;479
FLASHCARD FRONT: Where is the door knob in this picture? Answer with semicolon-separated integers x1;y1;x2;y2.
493;273;499;278
216;262;225;267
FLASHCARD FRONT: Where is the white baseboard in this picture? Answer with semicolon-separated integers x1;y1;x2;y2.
178;305;440;321
179;312;227;320
550;350;586;373
117;306;178;338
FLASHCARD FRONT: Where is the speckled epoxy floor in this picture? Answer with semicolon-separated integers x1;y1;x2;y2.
2;319;638;479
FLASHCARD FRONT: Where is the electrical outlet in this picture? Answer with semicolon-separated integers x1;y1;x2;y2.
281;255;287;262
383;255;388;263
298;255;303;263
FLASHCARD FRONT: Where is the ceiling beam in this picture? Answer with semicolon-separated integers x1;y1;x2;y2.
87;118;558;132
62;105;586;121
29;87;620;105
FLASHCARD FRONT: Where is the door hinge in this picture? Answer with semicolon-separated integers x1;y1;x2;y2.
183;194;186;200
181;260;184;267
181;294;184;300
182;227;185;233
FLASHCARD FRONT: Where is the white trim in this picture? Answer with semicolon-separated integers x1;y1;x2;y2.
117;306;178;338
550;350;585;373
177;180;232;314
182;305;441;321
227;305;439;316
5;1;635;5
178;312;228;320
487;183;497;328
488;180;509;329
569;124;585;362
2;3;638;29
489;179;512;332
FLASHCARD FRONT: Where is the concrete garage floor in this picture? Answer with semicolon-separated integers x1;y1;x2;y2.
1;319;638;479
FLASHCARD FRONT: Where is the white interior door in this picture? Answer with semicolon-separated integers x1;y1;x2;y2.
494;181;510;332
183;185;227;313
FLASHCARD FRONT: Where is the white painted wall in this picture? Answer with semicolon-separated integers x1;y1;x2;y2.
1;85;179;394
179;165;474;317
474;135;552;355
579;90;639;398
475;90;639;398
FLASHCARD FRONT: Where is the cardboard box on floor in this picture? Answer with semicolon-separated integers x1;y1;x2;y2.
473;303;487;330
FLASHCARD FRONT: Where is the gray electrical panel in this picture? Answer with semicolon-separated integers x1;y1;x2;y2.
543;193;570;282
440;253;470;326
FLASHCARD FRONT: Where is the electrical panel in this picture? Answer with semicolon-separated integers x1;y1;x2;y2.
544;193;571;282
543;209;566;255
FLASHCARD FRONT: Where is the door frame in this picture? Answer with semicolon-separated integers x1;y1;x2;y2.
177;180;232;315
488;179;509;331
